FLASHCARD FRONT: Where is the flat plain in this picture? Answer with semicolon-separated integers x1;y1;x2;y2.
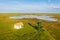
0;13;60;40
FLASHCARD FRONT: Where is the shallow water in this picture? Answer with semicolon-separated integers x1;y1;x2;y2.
9;15;58;21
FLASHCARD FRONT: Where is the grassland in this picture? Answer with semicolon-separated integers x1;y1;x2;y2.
0;13;60;40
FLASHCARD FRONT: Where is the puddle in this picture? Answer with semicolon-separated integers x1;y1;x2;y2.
9;15;58;22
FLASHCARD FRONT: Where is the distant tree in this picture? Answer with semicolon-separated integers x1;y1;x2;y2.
28;21;44;31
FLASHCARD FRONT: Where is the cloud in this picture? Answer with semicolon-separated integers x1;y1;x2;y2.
0;0;60;13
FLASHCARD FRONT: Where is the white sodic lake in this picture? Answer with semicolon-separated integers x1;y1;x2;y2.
9;15;58;21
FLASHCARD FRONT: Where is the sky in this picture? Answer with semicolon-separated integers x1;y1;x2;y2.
0;0;60;13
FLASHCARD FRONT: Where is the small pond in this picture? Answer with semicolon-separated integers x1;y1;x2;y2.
9;15;58;22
